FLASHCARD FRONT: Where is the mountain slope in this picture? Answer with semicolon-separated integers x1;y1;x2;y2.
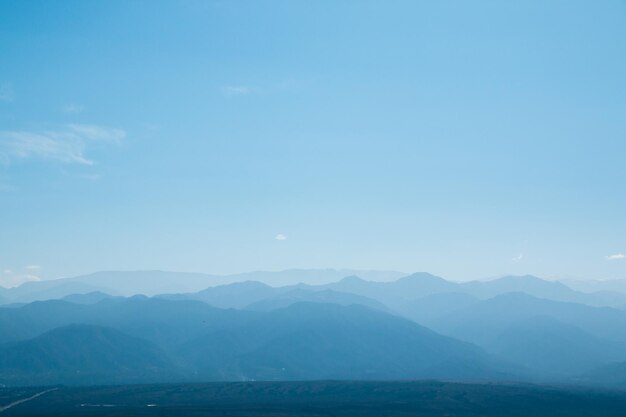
429;293;626;378
244;288;389;312
397;292;479;327
0;297;257;351
484;316;626;377
61;291;119;304
462;276;626;307
158;281;280;309
0;324;175;385
324;272;459;308
434;292;626;346
180;302;516;381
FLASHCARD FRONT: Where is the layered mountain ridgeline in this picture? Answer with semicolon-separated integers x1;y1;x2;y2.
177;302;513;381
3;271;626;387
3;270;626;308
159;281;389;312
5;381;626;417
0;269;406;303
0;299;516;385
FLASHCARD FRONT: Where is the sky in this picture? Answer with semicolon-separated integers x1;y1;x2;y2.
1;0;625;286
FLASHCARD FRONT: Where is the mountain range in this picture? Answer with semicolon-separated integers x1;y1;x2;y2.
0;299;516;385
2;269;626;387
0;269;406;303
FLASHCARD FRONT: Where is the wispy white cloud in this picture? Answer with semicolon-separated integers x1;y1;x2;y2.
512;253;524;262
606;253;625;261
67;124;125;143
220;79;310;98
0;131;94;165
0;268;40;288
222;85;255;97
0;83;14;102
25;265;41;270
62;104;84;114
0;124;125;165
275;234;288;241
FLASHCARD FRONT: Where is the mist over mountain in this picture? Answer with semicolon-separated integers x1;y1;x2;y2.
61;291;120;305
483;316;626;377
396;292;480;327
179;302;513;381
434;292;626;345
462;276;626;307
158;281;389;312
3;270;626;387
3;269;626;309
243;288;389;312
0;298;516;385
158;281;279;309
562;279;626;296
0;269;406;304
2;1;624;414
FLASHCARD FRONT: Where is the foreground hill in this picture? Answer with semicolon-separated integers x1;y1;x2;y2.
0;324;174;385
4;381;626;417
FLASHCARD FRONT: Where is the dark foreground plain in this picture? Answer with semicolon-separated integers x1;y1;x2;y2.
2;381;626;417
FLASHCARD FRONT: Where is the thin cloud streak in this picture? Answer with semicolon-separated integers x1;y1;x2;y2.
222;85;255;96
0;124;125;165
62;104;85;114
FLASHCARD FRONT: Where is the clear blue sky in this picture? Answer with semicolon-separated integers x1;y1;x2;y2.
1;0;625;286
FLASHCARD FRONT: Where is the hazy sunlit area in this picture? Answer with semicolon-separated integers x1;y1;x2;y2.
1;1;625;416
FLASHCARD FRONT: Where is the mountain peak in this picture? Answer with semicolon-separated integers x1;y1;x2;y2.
398;272;448;283
338;275;368;284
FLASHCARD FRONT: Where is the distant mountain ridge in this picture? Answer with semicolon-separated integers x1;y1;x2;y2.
3;273;626;386
4;270;626;386
3;270;626;310
0;269;407;304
